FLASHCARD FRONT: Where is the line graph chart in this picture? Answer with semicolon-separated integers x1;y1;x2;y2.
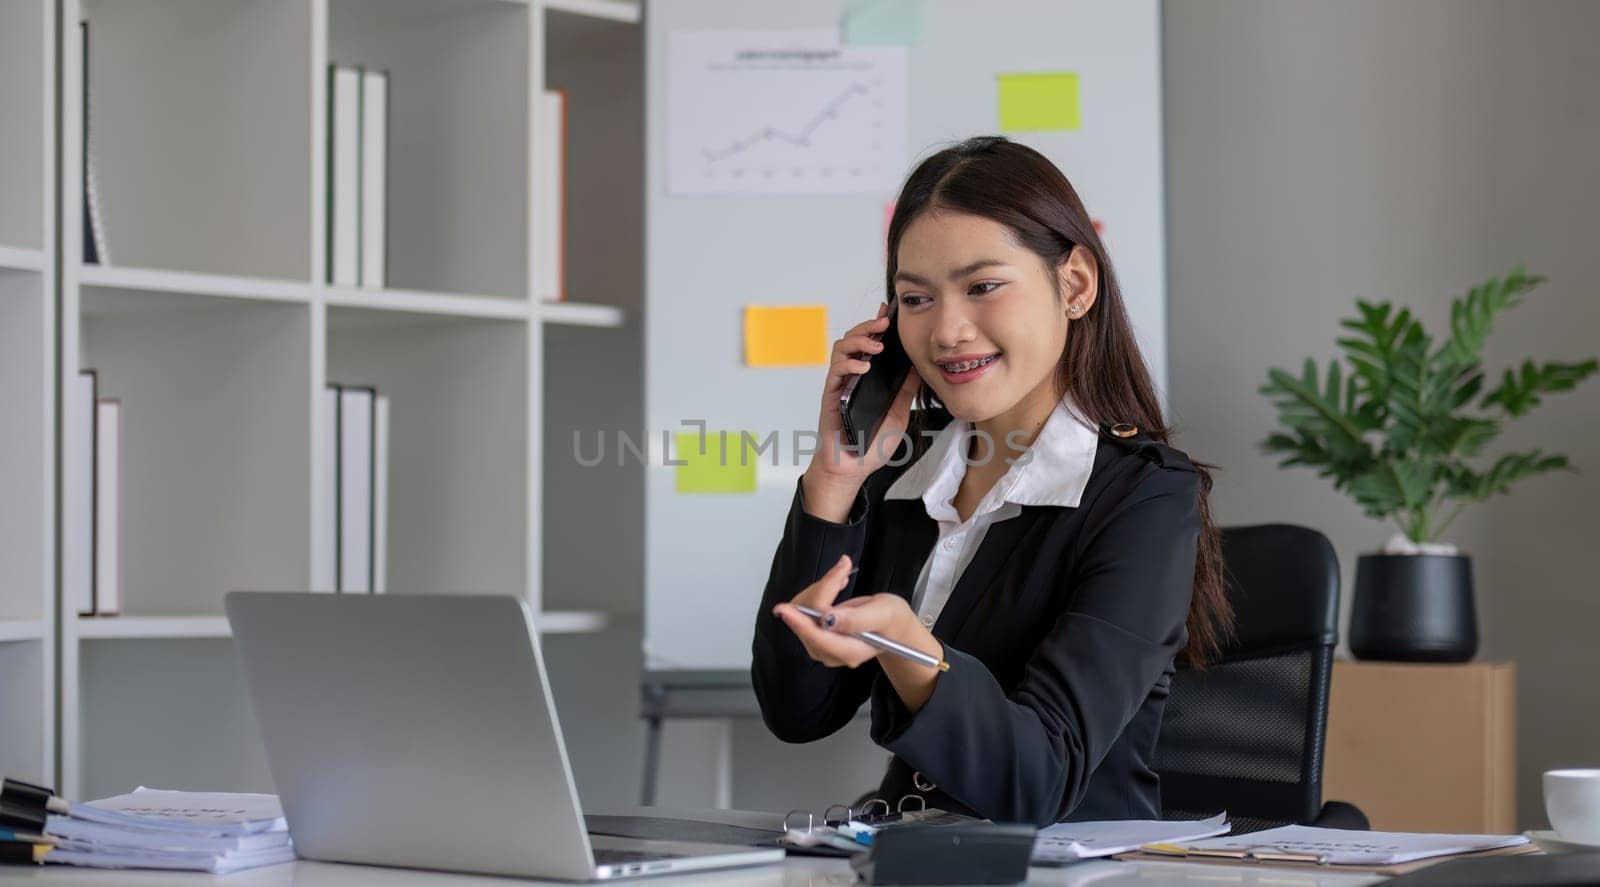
669;31;907;195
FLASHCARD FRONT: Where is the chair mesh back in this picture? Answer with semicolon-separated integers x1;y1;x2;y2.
1153;524;1340;830
1155;645;1333;828
1155;650;1314;783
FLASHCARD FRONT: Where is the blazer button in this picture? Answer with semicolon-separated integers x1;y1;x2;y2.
1110;422;1138;438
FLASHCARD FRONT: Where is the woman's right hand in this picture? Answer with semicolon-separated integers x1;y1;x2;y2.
803;303;921;518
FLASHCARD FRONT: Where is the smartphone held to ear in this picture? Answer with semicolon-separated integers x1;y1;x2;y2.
838;304;913;453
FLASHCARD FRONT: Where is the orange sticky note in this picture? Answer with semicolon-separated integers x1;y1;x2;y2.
744;305;829;367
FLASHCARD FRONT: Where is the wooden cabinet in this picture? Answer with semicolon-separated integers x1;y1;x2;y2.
1323;661;1516;833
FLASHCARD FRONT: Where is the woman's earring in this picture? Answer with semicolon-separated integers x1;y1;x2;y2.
1069;303;1083;317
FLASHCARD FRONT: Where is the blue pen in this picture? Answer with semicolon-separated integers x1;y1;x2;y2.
0;827;56;845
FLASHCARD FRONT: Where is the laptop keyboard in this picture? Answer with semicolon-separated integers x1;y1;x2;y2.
593;848;687;865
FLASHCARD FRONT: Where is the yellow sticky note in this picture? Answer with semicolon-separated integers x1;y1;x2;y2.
675;430;758;494
997;72;1080;132
745;305;829;367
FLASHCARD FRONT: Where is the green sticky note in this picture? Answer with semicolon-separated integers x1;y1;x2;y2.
675;430;758;494
842;0;923;46
997;72;1081;132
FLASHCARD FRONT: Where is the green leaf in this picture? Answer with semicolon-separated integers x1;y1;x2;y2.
1470;450;1572;499
1262;367;1371;455
1482;358;1600;417
1449;369;1484;409
1347;460;1431;519
1433;265;1544;371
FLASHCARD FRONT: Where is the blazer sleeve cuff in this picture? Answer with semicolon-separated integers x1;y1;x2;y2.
868;646;985;751
784;477;872;588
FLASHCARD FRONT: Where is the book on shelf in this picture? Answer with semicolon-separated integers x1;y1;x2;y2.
312;388;338;592
337;386;374;593
327;64;389;289
360;69;388;290
65;371;97;617
328;65;361;287
65;373;125;618
319;385;390;594
81;20;110;265
94;399;121;616
372;395;389;594
535;88;567;301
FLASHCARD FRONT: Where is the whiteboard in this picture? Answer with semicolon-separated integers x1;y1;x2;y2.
666;29;909;195
644;0;1166;671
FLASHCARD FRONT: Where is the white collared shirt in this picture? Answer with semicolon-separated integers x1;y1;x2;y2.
884;396;1101;630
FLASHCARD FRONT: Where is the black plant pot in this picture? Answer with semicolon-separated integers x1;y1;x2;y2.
1349;554;1478;662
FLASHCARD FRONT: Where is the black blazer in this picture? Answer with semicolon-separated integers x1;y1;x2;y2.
751;422;1201;827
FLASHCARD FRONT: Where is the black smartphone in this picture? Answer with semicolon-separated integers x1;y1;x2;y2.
838;304;913;453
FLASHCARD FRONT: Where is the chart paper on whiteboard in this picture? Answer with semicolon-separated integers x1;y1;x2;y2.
668;30;908;195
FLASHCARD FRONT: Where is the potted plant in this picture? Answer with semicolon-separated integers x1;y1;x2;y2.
1259;266;1597;661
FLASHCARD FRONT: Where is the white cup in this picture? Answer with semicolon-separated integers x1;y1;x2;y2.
1544;768;1600;845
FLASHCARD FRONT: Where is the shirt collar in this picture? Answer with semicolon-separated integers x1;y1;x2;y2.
884;396;1101;509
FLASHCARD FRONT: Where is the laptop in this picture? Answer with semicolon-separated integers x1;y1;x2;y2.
225;592;785;880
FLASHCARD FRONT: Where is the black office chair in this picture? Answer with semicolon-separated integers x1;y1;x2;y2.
1153;523;1368;834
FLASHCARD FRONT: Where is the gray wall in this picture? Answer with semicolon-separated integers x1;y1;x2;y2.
1163;0;1600;828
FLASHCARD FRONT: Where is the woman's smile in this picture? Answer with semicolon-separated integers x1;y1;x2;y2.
935;352;1002;384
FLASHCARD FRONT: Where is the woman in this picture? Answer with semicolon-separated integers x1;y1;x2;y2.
751;136;1233;827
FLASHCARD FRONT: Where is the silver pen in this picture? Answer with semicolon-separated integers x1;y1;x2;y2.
793;603;951;672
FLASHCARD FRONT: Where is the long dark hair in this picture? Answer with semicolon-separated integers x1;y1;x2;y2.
885;136;1232;667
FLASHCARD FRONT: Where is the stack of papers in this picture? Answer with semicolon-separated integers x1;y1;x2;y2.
1032;813;1230;863
44;788;296;874
1143;824;1530;866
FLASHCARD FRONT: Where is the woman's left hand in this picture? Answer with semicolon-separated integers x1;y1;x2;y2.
774;573;934;669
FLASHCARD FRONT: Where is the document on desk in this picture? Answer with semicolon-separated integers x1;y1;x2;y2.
42;788;294;874
1146;824;1530;865
1031;813;1229;863
72;787;286;835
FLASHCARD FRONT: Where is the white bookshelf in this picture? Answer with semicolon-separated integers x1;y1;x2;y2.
53;0;639;799
0;0;57;789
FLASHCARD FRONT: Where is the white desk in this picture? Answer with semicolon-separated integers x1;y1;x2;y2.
0;857;1385;886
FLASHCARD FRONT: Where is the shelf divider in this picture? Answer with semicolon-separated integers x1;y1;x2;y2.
0;245;45;272
78;264;314;304
323;285;532;320
535;300;626;328
0;620;43;643
537;610;612;634
75;616;232;640
543;0;641;25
